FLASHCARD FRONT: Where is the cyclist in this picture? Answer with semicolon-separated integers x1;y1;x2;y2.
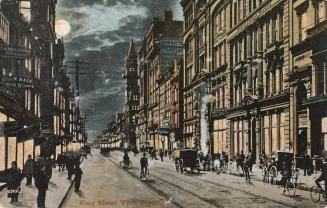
315;157;327;198
140;152;148;179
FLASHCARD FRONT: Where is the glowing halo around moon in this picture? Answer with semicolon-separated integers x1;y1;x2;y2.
55;19;71;37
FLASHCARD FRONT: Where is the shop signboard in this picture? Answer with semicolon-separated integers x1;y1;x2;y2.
0;44;32;59
0;76;35;89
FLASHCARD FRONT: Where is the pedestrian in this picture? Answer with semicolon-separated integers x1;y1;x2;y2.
57;154;65;171
303;151;311;176
244;155;252;181
45;157;53;181
281;161;292;193
24;154;34;186
66;156;75;180
160;149;164;162
34;160;49;208
7;161;22;203
168;150;172;160
74;165;83;192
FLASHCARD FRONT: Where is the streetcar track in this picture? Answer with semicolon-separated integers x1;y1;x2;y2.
108;153;297;208
156;167;296;208
109;154;265;208
106;156;185;208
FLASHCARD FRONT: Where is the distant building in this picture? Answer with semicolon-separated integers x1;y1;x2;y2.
122;39;139;149
138;10;183;150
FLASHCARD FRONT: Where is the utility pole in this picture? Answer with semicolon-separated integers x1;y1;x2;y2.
64;60;90;106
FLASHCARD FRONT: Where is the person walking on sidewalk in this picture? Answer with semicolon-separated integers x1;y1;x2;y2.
74;165;83;192
24;155;34;186
160;149;164;162
7;161;22;203
303;151;311;176
34;160;49;208
45;157;53;181
66;156;75;180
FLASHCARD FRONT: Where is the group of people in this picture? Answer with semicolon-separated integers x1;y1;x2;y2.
6;155;54;207
6;152;83;208
56;153;84;192
147;148;172;161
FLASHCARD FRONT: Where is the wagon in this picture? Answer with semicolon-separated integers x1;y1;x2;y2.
179;149;200;174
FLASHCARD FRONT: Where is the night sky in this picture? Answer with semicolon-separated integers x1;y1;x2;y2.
56;0;183;139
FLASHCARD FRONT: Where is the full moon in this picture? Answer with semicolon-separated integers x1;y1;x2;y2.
55;19;71;37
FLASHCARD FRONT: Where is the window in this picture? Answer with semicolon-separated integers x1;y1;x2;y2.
315;0;327;24
198;27;205;46
317;63;325;95
298;11;307;42
279;13;284;40
272;16;277;43
0;15;9;44
253;0;257;10
266;21;270;46
20;1;31;22
185;7;194;29
234;2;237;25
238;0;242;22
213;119;227;154
243;0;246;18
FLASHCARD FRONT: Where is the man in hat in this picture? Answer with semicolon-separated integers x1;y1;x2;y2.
34;160;49;208
24;155;34;186
74;165;83;192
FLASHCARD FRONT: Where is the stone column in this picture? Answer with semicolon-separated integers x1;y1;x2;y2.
256;115;261;164
255;23;264;97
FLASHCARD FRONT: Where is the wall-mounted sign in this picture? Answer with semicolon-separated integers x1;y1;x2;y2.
0;76;35;89
160;40;183;72
0;44;32;59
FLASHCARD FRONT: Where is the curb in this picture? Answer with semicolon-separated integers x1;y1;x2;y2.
58;157;84;208
58;178;75;208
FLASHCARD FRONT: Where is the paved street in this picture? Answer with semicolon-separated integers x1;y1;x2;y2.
62;150;324;208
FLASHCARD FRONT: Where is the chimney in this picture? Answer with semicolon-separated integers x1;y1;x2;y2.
164;10;173;22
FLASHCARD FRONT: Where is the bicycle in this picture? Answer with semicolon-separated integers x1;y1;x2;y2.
310;185;327;203
119;160;133;168
216;161;228;175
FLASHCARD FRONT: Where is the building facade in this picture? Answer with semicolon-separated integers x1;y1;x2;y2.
180;0;327;164
138;11;183;151
0;0;78;170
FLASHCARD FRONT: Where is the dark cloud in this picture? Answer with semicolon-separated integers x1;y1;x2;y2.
99;15;146;42
59;0;105;8
57;0;182;138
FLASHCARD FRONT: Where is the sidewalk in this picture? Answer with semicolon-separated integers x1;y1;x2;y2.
0;161;86;208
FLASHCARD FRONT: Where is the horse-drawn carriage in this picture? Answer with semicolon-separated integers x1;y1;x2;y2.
175;149;200;174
